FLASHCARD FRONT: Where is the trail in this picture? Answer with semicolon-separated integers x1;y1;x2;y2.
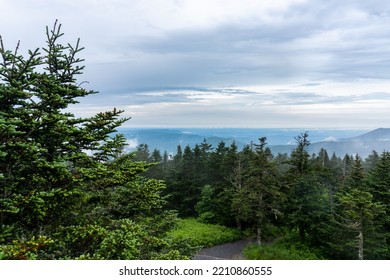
192;238;255;260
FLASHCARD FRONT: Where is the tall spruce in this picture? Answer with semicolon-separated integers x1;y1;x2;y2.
333;155;386;259
0;22;190;260
365;151;390;258
232;137;282;244
287;132;330;242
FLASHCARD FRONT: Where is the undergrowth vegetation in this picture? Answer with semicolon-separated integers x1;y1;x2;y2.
243;231;323;260
168;219;242;248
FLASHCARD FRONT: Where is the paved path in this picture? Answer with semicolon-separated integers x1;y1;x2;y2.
193;238;255;260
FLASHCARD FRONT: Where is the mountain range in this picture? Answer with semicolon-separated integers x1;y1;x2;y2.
119;128;390;158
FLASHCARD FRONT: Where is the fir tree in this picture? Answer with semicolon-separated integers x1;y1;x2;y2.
0;22;190;260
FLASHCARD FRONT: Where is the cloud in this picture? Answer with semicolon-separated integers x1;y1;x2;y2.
125;138;139;150
2;0;390;128
323;136;337;142
68;79;390;129
4;0;390;88
72;0;390;91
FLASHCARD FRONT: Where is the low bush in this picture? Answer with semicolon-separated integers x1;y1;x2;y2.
243;232;323;260
168;218;242;248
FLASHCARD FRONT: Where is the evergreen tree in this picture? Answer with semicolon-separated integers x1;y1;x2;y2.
146;148;163;179
206;141;240;226
0;21;125;237
287;132;330;242
232;137;283;244
208;141;229;185
341;154;353;184
364;150;380;172
163;145;201;216
365;151;390;258
344;155;365;190
228;152;245;229
199;139;212;181
193;144;206;185
332;155;386;259
0;22;190;260
195;185;215;223
134;144;150;162
290;132;310;176
316;148;331;170
274;152;290;174
335;189;385;259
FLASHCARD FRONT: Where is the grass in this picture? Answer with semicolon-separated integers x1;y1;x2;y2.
168;218;242;248
243;232;324;260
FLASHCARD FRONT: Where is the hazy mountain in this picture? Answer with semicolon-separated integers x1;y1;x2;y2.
339;128;390;142
118;128;390;158
120;128;247;154
269;128;390;158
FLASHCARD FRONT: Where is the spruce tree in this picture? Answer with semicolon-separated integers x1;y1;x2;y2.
365;151;390;258
333;155;386;259
232;137;283;244
0;22;190;260
287;132;329;242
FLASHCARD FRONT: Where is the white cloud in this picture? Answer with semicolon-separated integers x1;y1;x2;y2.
68;79;389;128
2;0;390;128
323;136;337;142
125;138;139;150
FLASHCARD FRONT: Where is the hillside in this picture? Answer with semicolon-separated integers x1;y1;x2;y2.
120;128;390;158
269;128;390;158
339;128;390;142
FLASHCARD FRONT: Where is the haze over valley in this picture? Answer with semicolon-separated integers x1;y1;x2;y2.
120;127;390;158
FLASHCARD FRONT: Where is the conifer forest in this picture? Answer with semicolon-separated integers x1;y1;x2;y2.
1;23;389;260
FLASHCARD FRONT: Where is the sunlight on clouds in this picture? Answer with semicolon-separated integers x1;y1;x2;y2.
242;80;390;98
72;79;388;128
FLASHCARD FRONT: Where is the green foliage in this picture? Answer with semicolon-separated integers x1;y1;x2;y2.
195;185;216;223
366;151;390;258
168;219;242;248
0;21;125;235
149;132;389;259
231;137;284;244
243;242;321;260
92;220;144;260
0;235;54;260
332;188;386;259
320;154;388;260
243;231;323;260
290;132;310;176
0;22;192;260
337;189;384;222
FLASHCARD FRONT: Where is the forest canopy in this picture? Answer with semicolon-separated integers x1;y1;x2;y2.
140;134;389;260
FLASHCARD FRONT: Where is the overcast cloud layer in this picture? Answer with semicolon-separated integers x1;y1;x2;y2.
1;0;390;128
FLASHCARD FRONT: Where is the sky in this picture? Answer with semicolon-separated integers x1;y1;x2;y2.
1;0;390;128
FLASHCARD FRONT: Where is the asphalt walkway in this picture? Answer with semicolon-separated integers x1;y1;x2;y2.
193;238;255;260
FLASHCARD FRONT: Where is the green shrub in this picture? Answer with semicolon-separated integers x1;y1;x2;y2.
168;218;242;248
243;232;323;260
0;235;54;260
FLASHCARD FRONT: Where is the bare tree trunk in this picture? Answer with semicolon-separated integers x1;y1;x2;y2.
228;156;244;230
358;230;363;260
257;227;262;246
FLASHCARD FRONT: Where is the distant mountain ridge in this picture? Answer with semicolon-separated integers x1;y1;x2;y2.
339;128;390;142
269;128;390;158
119;128;390;158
